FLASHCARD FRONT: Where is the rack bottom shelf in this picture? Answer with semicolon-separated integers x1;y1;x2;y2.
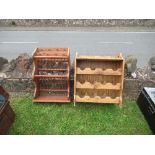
33;96;70;103
75;96;121;104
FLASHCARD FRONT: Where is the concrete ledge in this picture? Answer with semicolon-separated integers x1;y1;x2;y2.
1;19;155;27
1;26;155;32
1;19;155;31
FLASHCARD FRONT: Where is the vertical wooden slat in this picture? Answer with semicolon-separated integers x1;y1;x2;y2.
67;48;70;99
74;52;78;105
119;53;125;107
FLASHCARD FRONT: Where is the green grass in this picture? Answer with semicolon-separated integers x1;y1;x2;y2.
9;94;152;135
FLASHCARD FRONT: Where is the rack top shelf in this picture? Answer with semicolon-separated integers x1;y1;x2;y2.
33;48;70;57
76;53;124;61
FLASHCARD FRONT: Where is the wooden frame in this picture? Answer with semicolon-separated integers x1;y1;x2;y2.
74;52;124;106
32;48;70;103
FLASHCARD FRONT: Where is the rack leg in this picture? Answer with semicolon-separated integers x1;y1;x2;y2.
74;102;76;107
119;97;123;108
119;103;123;108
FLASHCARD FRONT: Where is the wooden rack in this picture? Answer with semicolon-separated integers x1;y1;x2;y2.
32;48;70;103
74;53;124;105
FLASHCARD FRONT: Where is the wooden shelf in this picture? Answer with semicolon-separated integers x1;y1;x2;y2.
75;95;120;104
38;68;67;71
34;48;69;57
36;51;68;55
34;56;68;59
76;55;123;61
33;96;70;103
40;88;68;92
76;82;121;90
34;75;68;78
76;68;122;75
37;59;68;62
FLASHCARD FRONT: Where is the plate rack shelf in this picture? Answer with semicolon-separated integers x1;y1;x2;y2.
32;48;70;103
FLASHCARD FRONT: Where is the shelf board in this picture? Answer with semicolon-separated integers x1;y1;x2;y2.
75;95;120;104
76;82;121;90
40;88;68;92
76;56;123;61
33;96;70;103
35;52;68;57
76;68;122;75
34;75;68;78
38;68;67;71
34;56;68;59
37;48;69;51
35;57;68;60
36;59;69;62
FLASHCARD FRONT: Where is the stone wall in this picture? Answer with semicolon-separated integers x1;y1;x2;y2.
1;78;155;101
0;53;155;100
1;19;155;27
123;78;155;99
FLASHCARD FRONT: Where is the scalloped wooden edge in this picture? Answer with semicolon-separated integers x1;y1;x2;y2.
75;95;120;104
76;67;122;75
76;81;121;90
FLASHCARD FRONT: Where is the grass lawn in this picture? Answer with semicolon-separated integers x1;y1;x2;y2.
8;94;152;135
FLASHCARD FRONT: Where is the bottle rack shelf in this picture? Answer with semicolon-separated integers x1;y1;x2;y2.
75;95;120;104
74;53;124;105
76;68;122;75
76;81;121;90
32;48;70;103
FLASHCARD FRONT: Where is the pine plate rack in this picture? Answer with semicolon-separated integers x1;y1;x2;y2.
32;48;70;103
74;52;124;105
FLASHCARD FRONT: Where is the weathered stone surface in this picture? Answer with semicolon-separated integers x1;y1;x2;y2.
151;65;155;71
149;56;155;65
125;55;137;78
0;57;8;70
149;56;155;72
144;56;155;79
0;73;7;78
4;53;32;78
135;67;147;79
0;78;33;92
1;19;155;27
122;78;155;99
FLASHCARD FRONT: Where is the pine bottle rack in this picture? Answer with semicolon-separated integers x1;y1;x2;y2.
32;48;70;103
74;52;124;105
